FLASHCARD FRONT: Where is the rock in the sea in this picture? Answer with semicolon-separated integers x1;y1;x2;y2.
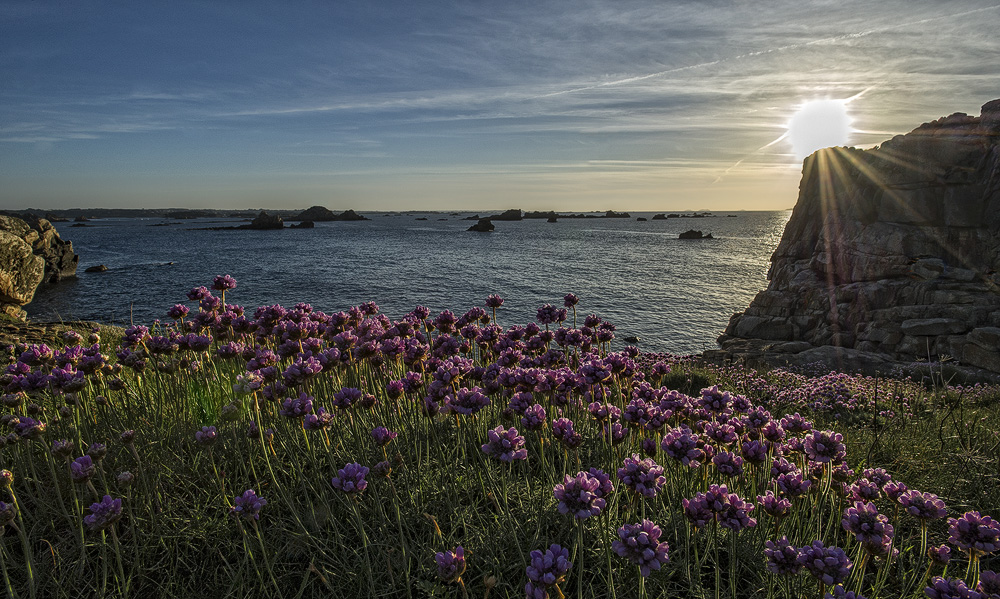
489;209;523;221
292;206;370;221
651;214;667;220
289;220;315;229
717;98;1000;378
85;265;108;273
467;218;495;232
245;211;284;230
679;229;713;239
547;216;558;223
636;217;647;222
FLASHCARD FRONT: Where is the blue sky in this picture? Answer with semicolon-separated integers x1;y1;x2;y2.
2;1;999;211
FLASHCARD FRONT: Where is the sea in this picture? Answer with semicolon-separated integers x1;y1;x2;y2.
25;211;791;356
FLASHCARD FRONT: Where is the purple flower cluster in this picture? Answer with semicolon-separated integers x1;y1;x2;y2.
617;454;665;499
925;576;981;599
797;541;852;586
842;501;894;554
683;484;756;531
84;495;123;531
553;471;607;519
434;546;466;583
371;426;398;446
331;463;369;494
764;536;801;575
612;519;670;577
948;511;1000;556
900;490;948;521
231;489;267;521
525;544;571;599
481;426;527;462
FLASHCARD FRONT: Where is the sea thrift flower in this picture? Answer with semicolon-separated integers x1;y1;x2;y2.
435;546;466;584
194;426;218;448
521;404;547;431
842;501;894;550
212;275;237;292
0;501;15;528
661;424;706;468
231;489;267;521
553;471;606;519
86;442;108;462
929;545;952;566
758;491;792;520
525;544;572;599
948;511;1000;556
331;463;369;494
776;472;812;499
371;426;397;447
84;495;123;530
602;422;627;445
448;387;490;416
617;454;665;499
764;537;801;575
563;293;578;308
70;455;96;483
552;417;583;449
884;480;909;503
804;430;847;464
797;541;852;586
481;426;527;462
485;295;504;308
924;576;980;599
900;490;948;521
713;451;744;477
979;570;1000;597
613;520;670;577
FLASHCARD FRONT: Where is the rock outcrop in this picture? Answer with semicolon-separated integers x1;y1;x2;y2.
679;230;713;239
291;206;370;221
489;209;523;221
245;211;284;230
0;215;79;319
713;99;1000;377
467;218;495;232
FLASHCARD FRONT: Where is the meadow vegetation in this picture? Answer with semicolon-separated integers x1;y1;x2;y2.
0;277;998;598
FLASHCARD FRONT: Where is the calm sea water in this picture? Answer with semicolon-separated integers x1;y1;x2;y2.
26;211;790;355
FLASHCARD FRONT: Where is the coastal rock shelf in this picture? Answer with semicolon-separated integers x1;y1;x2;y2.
712;98;1000;377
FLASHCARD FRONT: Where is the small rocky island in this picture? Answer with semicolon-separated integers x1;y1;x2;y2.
710;98;1000;378
679;230;713;239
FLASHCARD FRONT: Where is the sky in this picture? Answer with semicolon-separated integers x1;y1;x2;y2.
2;1;999;212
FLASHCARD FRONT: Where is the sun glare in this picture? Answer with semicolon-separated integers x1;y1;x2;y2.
787;99;853;161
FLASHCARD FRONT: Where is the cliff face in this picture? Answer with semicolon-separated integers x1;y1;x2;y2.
715;99;1000;375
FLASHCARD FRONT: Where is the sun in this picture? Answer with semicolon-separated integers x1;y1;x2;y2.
787;99;853;161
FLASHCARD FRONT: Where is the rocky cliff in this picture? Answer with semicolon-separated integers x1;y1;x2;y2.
712;98;1000;376
0;214;79;319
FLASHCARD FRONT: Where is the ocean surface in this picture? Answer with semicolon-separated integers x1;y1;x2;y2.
26;211;791;355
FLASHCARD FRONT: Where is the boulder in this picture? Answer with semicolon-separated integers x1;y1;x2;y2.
85;265;108;273
0;230;45;319
290;220;315;229
679;230;713;239
18;215;79;283
717;98;1000;377
467;218;495;232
